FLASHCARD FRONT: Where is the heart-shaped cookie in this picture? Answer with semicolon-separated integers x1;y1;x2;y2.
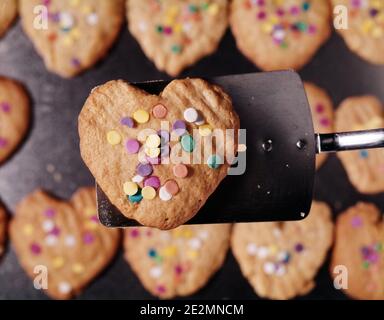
19;0;125;78
331;202;384;300
331;0;384;65
10;187;120;300
230;0;331;71
79;78;239;230
304;82;334;170
0;0;17;38
124;224;231;298
127;0;228;76
0;203;6;259
0;76;30;164
231;201;334;299
336;96;384;194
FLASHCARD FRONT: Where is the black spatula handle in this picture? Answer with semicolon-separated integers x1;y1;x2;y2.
316;129;384;153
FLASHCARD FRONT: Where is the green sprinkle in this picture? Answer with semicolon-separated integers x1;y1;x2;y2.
280;42;288;49
302;2;311;11
156;25;163;33
297;22;308;32
154;255;163;264
171;44;182;54
128;189;143;203
201;3;209;10
375;243;383;252
207;154;222;169
362;261;370;269
189;4;198;13
181;134;195;153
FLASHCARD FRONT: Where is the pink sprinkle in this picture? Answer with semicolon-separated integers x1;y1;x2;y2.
44;208;56;218
49;226;61;237
30;243;42;255
130;228;140;238
0;138;8;149
308;24;317;34
163;26;173;35
276;8;285;16
175;265;183;275
146;156;161;165
351;0;362;8
83;232;94;244
144;176;161;189
320;118;330;127
351;216;363;228
315;104;324;113
0;102;11;113
91;215;99;223
42;0;51;6
257;11;266;19
156;285;166;294
146;230;152;237
290;6;300;15
257;0;265;6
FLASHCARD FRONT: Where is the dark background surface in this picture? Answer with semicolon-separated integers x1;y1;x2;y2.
0;17;383;300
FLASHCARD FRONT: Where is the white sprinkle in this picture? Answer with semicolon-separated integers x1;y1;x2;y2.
60;12;75;30
198;230;209;240
263;262;275;275
188;238;202;250
277;251;289;262
149;266;162;279
132;175;144;183
138;21;148;32
65;235;76;247
273;29;286;40
42;220;55;232
273;228;281;238
159;186;172;201
182;22;192;32
183;107;199;123
45;235;58;246
246;243;258;256
58;281;72;294
257;246;269;259
276;264;286;276
87;13;99;26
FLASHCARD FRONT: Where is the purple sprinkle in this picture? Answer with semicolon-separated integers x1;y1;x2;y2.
320;118;330;127
71;58;81;68
49;12;60;22
175;265;183;275
30;243;42;255
158;130;170;145
49;226;61;237
146;156;161;165
1;102;11;113
83;232;94;244
126;139;140;154
136;163;153;177
172;120;187;136
156;285;166;294
295;243;304;253
257;11;266;19
144;176;161;189
361;246;370;257
368;252;379;264
0;138;8;148
351;0;361;7
290;5;300;15
130;228;140;238
91;215;99;223
44;208;56;218
370;9;379;17
257;0;265;5
276;8;285;16
121;117;135;128
351;216;363;228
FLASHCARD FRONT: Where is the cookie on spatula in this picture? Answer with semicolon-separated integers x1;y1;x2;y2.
231;201;334;299
127;0;228;76
19;0;125;77
10;187;120;299
331;202;384;300
0;0;17;38
124;224;231;298
0;76;30;164
79;78;240;230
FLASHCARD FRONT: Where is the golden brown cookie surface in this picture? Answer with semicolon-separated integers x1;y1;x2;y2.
230;0;331;71
10;187;120;300
231;201;334;300
0;76;30;164
331;202;384;300
124;224;231;298
336;96;384;194
78;78;240;230
19;0;125;78
332;0;384;65
127;0;228;76
0;0;17;37
304;82;334;169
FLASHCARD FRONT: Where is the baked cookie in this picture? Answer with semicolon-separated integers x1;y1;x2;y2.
124;224;231;298
19;0;125;78
0;76;30;164
10;187;120;300
231;201;334;300
127;0;228;76
332;0;384;65
336;96;384;194
79;78;239;230
0;204;7;259
230;0;331;71
304;82;334;169
331;202;384;300
0;0;17;37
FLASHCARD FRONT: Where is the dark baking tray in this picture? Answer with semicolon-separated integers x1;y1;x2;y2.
0;19;383;300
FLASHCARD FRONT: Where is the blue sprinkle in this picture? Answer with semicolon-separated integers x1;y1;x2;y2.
360;150;369;159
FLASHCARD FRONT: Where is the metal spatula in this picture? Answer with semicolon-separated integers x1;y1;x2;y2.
96;71;384;227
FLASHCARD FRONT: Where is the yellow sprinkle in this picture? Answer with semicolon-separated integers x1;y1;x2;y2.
71;28;80;40
208;3;219;16
146;134;161;148
162;245;177;257
198;124;212;137
70;0;80;6
123;182;139;196
371;0;382;9
82;5;92;14
174;24;182;34
145;147;160;158
23;224;34;236
168;5;179;16
187;250;199;259
361;20;374;34
85;207;95;217
164;16;175;25
269;16;278;24
261;23;273;34
183;229;193;239
107;130;121;145
269;245;278;255
52;256;65;269
63;36;74;47
172;229;183;238
133;109;150;124
371;27;383;38
85;221;98;230
72;263;85;274
142;186;156;200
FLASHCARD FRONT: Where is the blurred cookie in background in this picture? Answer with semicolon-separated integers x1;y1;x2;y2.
124;224;231;299
19;0;125;78
304;82;335;170
0;203;7;259
331;202;384;300
332;0;384;65
230;0;331;71
336;96;384;194
231;201;334;300
10;187;120;299
0;0;17;38
0;76;30;164
127;0;228;76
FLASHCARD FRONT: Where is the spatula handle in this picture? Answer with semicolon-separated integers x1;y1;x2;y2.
316;129;384;153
